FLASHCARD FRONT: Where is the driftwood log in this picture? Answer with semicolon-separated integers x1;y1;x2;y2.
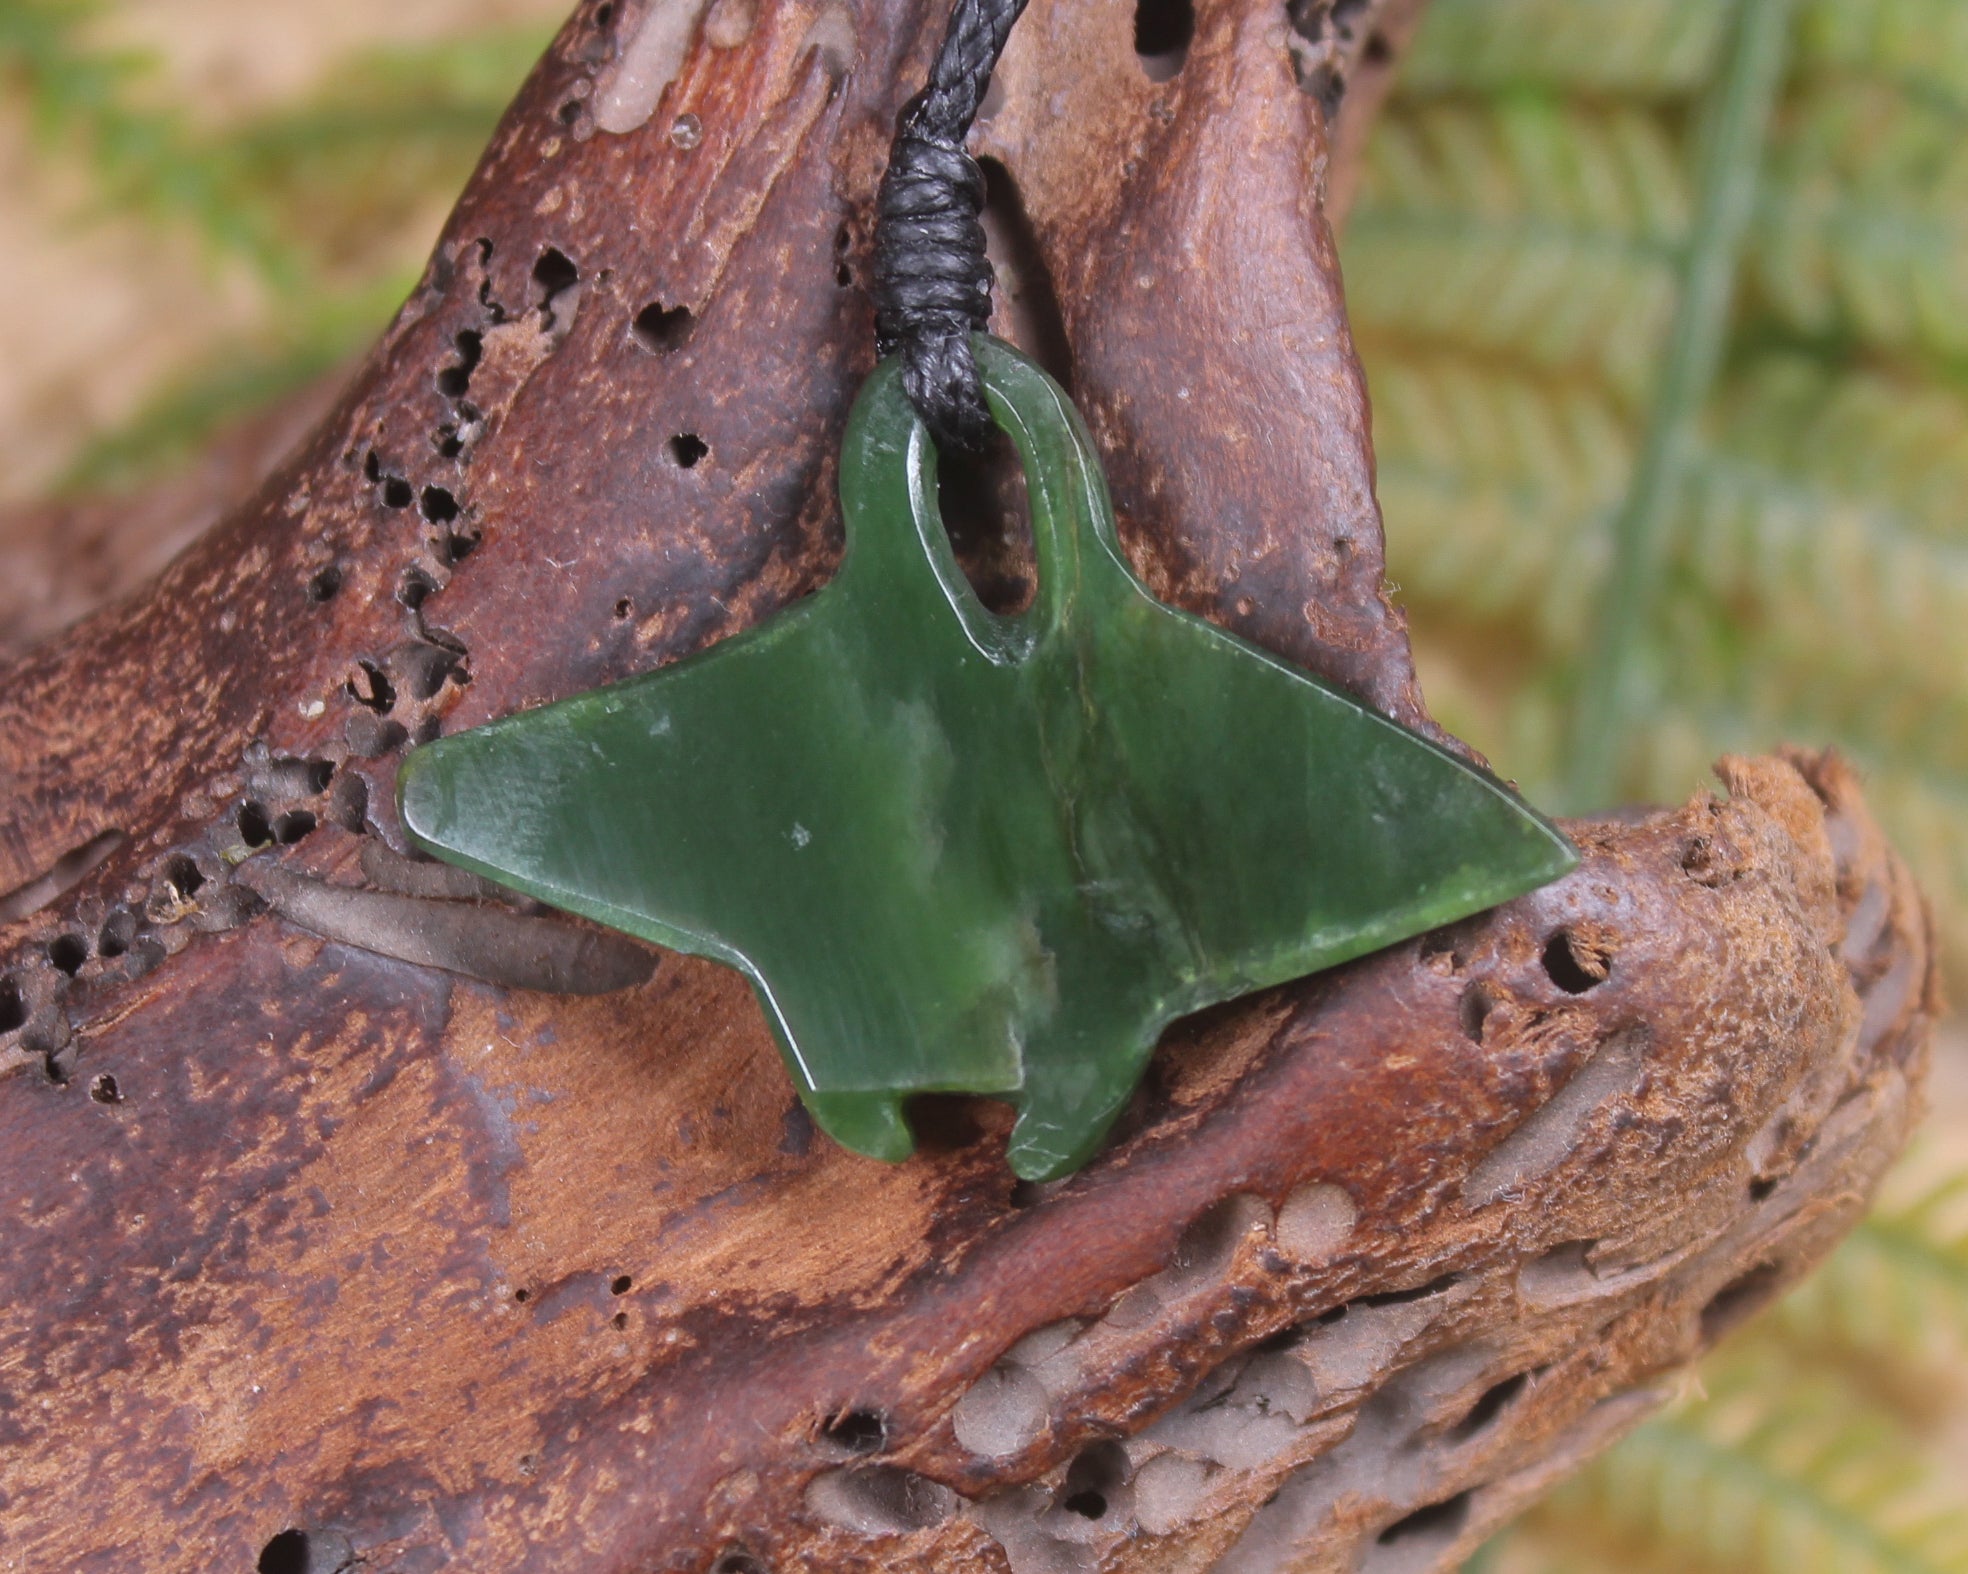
0;1;1938;1570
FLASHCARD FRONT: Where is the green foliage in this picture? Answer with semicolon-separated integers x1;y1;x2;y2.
0;0;553;487
1345;0;1968;1564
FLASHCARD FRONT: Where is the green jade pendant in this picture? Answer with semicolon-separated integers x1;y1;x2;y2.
398;337;1577;1179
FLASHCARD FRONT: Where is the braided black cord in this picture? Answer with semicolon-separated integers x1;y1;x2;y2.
872;0;1029;451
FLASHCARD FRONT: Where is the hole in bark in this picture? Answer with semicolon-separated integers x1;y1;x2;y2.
239;802;274;848
421;486;459;524
1542;929;1609;993
1452;1371;1530;1440
514;1287;531;1303
0;977;24;1034
438;329;483;397
348;660;396;713
363;449;382;482
329;774;369;832
273;811;318;845
712;1554;765;1574
611;1274;633;1295
441;529;481;564
0;829;127;923
834;222;854;287
399;568;438;609
1376;1490;1471;1547
47;934;87;975
1702;1262;1785;1343
257;1530;309;1574
611;1310;628;1329
1164;1194;1268;1289
533;247;580;300
162;855;205;901
90;1073;120;1104
668;433;708;469
1133;0;1193;78
978;158;1072;390
595;2;614;26
614;597;634;619
558;98;582;124
805;1466;956;1535
434;425;463;459
98;908;136;958
821;1408;888;1455
306;565;342;604
632;302;694;353
1749;1174;1779;1202
1457;983;1495;1042
1356;1272;1461;1307
380;476;414;510
1061;1439;1129;1522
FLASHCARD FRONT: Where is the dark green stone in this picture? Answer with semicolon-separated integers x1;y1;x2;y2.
397;336;1576;1179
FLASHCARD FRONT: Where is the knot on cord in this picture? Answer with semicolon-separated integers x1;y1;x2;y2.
870;0;1029;451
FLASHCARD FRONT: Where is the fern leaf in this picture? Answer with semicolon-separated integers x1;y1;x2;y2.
1773;1165;1968;1398
1755;84;1968;364
1532;1352;1968;1574
1366;348;1625;647
1798;0;1968;112
1347;101;1687;401
1397;0;1730;95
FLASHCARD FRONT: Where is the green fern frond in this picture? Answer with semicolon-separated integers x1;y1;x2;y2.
0;0;305;284
1529;1349;1968;1574
1366;348;1625;648
54;272;416;496
0;2;549;295
1755;83;1968;364
1797;0;1968;111
1397;0;1731;95
1347;102;1687;402
1773;1165;1968;1399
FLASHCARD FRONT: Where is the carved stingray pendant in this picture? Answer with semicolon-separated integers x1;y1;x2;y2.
397;336;1577;1180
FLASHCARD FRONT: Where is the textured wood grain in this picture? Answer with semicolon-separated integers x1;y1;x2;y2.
0;2;1935;1571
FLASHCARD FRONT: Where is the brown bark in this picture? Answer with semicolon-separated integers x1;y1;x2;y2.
0;3;1936;1572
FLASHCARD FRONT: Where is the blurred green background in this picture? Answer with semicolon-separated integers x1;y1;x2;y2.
1;0;1963;1567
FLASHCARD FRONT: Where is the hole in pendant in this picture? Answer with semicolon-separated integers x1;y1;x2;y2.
936;437;1035;617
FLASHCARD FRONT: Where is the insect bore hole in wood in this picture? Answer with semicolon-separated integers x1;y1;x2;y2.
821;1407;888;1455
632;302;694;354
1375;1490;1472;1548
1133;0;1193;80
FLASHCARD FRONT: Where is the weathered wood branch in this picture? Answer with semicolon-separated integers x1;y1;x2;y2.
0;2;1935;1571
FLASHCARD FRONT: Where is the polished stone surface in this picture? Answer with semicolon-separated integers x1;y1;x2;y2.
399;338;1576;1179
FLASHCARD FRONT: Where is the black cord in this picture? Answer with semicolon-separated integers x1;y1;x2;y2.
871;0;1029;452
